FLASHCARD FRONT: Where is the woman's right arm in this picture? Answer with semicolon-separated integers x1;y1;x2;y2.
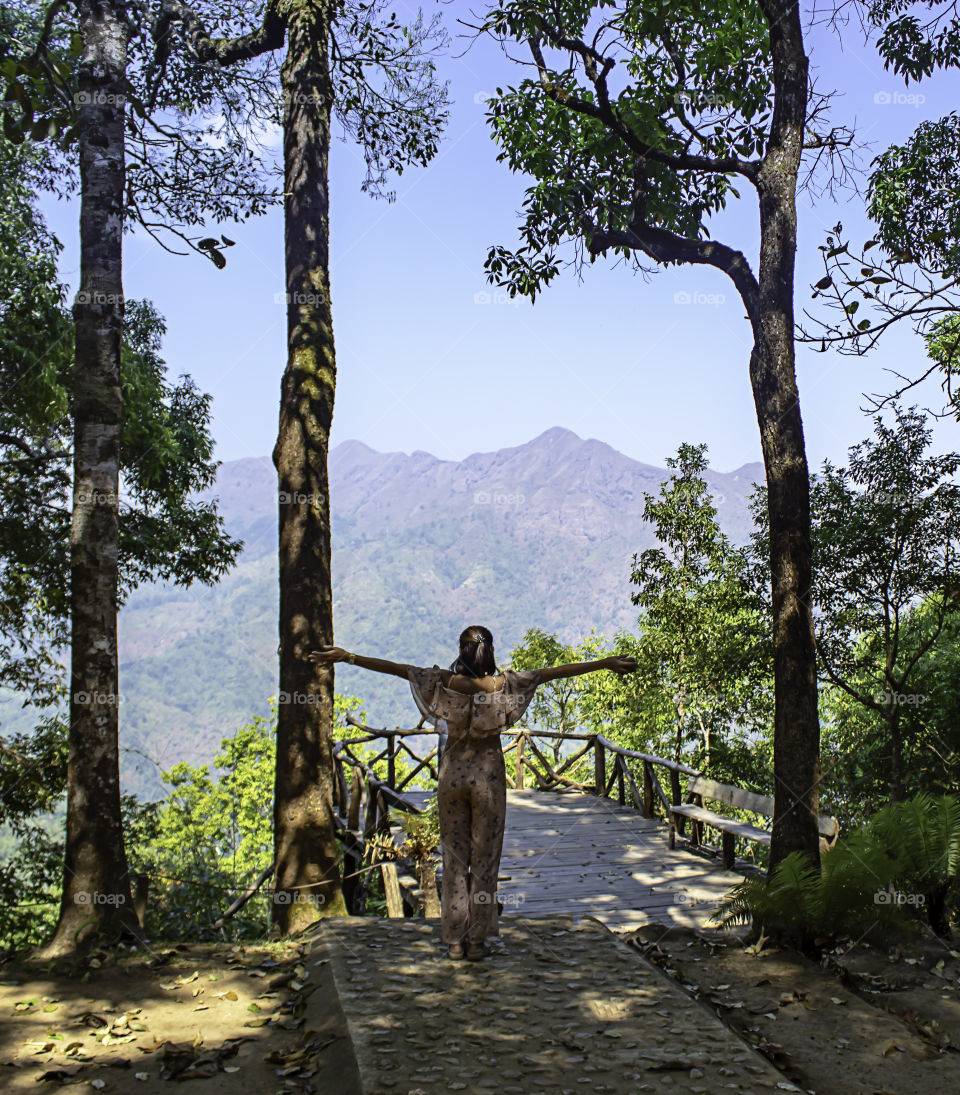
536;656;637;684
308;646;416;680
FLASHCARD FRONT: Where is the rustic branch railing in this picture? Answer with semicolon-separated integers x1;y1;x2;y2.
331;719;828;914
330;721;706;912
332;719;433;916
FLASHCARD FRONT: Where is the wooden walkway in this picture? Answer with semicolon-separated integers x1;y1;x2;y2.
405;788;746;932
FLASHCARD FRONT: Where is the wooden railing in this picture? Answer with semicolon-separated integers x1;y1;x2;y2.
331;720;704;916
504;728;700;821
332;718;440;916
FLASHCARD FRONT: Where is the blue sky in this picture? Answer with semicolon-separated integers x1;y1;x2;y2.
38;0;960;474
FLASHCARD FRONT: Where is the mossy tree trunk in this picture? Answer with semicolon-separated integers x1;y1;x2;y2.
40;0;140;957
271;0;346;930
753;1;821;872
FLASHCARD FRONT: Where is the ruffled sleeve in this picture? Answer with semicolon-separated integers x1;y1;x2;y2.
499;669;541;729
407;666;445;724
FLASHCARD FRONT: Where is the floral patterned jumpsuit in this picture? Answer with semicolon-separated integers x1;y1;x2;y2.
407;667;540;947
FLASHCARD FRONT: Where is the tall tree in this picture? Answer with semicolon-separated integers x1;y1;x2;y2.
57;0;138;952
805;408;960;803
1;268;243;954
154;0;448;930
749;406;960;803
630;444;771;771
478;0;847;869
3;0;281;953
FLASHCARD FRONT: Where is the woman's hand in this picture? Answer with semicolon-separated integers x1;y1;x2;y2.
308;645;350;665
607;656;638;675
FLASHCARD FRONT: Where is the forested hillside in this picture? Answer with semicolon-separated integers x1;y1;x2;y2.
107;427;762;797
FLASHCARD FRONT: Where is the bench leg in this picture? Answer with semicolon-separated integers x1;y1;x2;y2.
692;820;702;847
722;831;736;870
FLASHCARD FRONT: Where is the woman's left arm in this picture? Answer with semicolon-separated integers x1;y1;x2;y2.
308;646;416;679
536;656;637;684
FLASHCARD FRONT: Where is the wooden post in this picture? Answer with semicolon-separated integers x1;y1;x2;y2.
338;757;348;812
516;733;525;790
722;831;736;870
594;738;605;797
133;872;149;928
387;734;396;790
381;862;404;917
617;757;625;805
642;761;654;819
419;859;441;918
347;769;362;831
670;769;684;835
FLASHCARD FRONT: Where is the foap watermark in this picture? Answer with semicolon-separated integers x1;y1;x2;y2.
874;690;926;707
874;888;926;907
473;890;525;906
673;90;727;111
76;489;117;506
74;90;126;107
673;289;725;307
74;890;126;906
74;691;124;706
874;90;926;107
473;90;492;105
277;691;323;706
869;488;916;509
280;90;329;108
472;692;529;717
473;490;525;506
473;290;519;307
75;290;124;307
275;289;326;307
279;490;326;506
273;890;327;906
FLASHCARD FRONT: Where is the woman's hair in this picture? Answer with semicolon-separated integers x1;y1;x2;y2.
450;625;498;678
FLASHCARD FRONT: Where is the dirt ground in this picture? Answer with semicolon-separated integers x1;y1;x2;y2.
0;939;358;1093
629;922;960;1095
4;921;960;1094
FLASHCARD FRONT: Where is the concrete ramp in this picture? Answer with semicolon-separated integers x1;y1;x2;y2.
311;916;794;1095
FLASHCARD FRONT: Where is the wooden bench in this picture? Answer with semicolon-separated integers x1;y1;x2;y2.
669;776;840;869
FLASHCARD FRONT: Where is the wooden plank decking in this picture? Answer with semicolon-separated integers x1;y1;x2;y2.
404;788;747;932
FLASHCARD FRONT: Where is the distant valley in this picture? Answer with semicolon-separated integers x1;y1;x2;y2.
7;428;765;799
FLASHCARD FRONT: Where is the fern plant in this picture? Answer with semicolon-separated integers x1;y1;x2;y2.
869;793;960;935
716;793;960;945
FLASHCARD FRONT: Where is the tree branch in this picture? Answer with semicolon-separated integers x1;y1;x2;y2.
153;0;285;72
527;31;758;180
581;215;760;319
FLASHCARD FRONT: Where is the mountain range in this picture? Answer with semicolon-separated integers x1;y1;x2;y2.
16;428;766;799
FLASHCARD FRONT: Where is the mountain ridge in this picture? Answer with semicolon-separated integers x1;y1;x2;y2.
6;429;765;799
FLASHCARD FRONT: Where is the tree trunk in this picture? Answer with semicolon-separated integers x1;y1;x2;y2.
888;705;904;803
271;0;347;931
40;0;139;956
755;0;821;872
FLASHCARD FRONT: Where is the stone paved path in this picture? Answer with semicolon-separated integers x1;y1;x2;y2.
313;916;797;1095
405;790;747;932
